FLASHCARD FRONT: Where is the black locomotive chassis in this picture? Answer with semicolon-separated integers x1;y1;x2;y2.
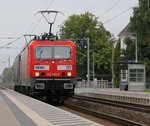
14;78;75;101
34;79;75;100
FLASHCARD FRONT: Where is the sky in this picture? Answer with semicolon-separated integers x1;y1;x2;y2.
0;0;138;74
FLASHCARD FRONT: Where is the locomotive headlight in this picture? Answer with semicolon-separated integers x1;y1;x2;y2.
67;72;72;77
35;72;40;77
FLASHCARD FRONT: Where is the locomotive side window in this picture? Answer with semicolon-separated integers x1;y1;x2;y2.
35;46;71;59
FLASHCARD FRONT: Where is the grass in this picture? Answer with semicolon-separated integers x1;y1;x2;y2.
144;89;150;92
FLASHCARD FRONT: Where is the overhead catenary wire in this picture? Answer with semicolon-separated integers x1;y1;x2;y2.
31;0;55;33
0;36;22;49
40;0;49;10
25;0;49;33
103;6;134;24
101;0;123;17
0;56;9;62
46;0;55;10
0;0;55;50
0;37;20;39
0;47;21;49
0;1;137;49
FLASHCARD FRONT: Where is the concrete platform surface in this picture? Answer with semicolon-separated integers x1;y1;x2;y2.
0;89;102;126
0;96;21;126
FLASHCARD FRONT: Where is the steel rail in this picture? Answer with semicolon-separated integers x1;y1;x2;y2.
73;95;150;113
64;95;150;126
65;101;145;126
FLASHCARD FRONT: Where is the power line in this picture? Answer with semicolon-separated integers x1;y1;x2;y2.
31;16;43;33
0;47;21;49
46;0;55;10
0;0;56;48
0;37;20;39
31;0;55;33
40;0;49;10
101;0;123;17
0;36;22;49
0;56;8;61
27;0;49;33
148;0;150;11
103;7;133;24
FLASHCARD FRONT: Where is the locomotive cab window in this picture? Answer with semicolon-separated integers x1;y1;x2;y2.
35;46;53;59
35;46;71;60
54;46;71;59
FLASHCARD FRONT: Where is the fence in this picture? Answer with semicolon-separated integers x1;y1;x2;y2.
76;79;112;88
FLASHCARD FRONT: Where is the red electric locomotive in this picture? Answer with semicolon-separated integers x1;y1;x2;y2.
13;10;76;102
13;37;76;101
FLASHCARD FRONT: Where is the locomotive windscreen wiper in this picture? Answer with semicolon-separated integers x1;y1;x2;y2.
39;50;44;60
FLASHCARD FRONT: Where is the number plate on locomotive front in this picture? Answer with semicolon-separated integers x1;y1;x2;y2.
34;65;50;70
57;65;72;70
35;83;45;89
64;83;73;89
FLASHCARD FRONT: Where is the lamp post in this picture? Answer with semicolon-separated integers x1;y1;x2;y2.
75;37;90;87
8;55;10;68
111;38;115;88
77;49;95;86
87;37;90;87
92;51;95;81
76;47;95;87
135;34;138;63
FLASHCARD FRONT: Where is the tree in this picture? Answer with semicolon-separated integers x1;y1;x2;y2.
2;68;13;83
114;40;121;88
130;0;150;60
121;37;135;61
130;0;150;82
59;12;112;78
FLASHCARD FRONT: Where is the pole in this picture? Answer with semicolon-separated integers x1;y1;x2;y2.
148;0;150;11
8;55;10;68
93;51;95;81
49;23;53;36
87;37;90;87
112;40;115;88
135;34;138;62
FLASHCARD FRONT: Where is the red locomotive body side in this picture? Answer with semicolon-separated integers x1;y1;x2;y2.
29;40;76;79
19;46;30;85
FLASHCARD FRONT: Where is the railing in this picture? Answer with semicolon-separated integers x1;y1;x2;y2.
76;79;112;88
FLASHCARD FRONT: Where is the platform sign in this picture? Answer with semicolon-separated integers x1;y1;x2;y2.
127;59;135;63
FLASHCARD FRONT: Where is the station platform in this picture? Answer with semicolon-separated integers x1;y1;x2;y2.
75;88;150;105
0;89;102;126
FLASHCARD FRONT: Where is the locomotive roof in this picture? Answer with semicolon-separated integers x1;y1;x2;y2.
15;39;75;59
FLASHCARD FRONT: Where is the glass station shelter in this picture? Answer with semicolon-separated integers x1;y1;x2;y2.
120;62;145;91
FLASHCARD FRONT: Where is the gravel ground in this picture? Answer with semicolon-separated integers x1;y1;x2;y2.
65;97;150;125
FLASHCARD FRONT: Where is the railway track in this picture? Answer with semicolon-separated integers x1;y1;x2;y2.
0;85;7;90
0;83;14;90
74;95;150;113
65;95;150;126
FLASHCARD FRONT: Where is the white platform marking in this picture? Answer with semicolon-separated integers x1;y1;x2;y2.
2;91;54;126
